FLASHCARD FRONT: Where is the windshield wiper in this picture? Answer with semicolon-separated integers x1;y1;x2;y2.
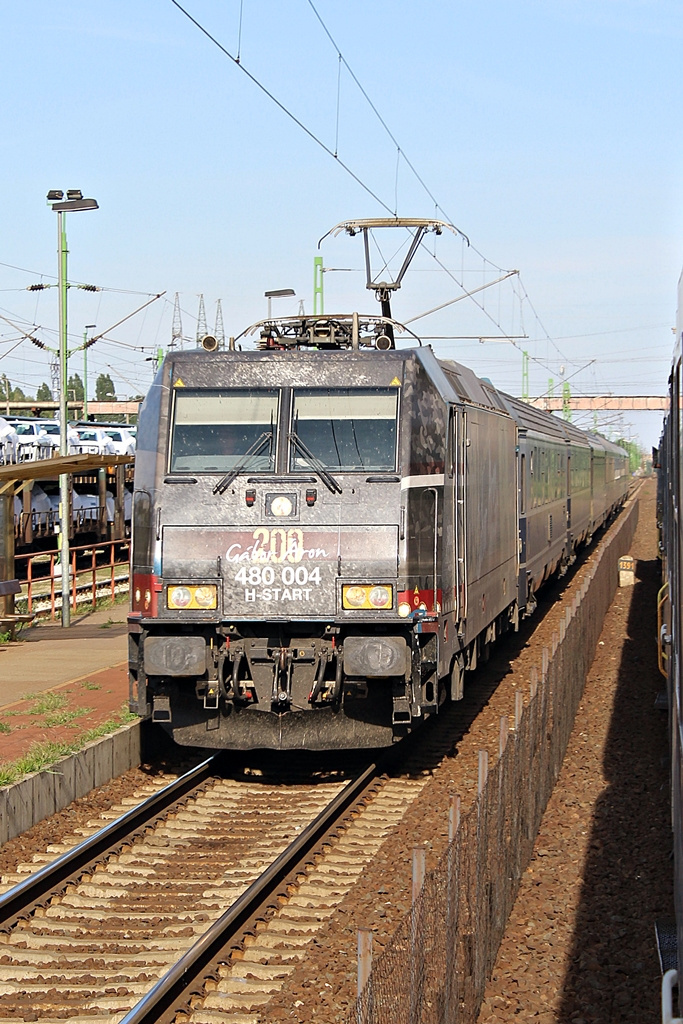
213;430;273;495
288;431;343;494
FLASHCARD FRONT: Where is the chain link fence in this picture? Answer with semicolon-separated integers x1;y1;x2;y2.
350;498;639;1024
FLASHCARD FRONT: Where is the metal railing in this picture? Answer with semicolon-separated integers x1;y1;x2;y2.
13;505;111;542
14;537;130;621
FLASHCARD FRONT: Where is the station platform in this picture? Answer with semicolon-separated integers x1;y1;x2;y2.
0;607;129;768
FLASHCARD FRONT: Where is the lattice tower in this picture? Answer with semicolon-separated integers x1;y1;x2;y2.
196;294;208;347
214;299;225;346
171;292;183;350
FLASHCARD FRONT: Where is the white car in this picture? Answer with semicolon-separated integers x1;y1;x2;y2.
37;420;80;454
0;417;18;464
10;419;56;460
13;483;52;517
101;426;136;455
9;419;79;460
72;426;117;456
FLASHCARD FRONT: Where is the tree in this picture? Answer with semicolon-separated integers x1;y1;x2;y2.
67;373;84;403
614;437;643;474
36;382;52;401
10;385;27;402
95;372;116;401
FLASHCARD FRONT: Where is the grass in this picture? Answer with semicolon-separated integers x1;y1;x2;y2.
0;630;12;644
24;691;69;716
0;722;11;735
94;592;128;612
80;680;101;691
43;706;93;728
0;705;138;787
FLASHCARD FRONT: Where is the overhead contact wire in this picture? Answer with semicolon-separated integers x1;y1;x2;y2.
168;0;395;216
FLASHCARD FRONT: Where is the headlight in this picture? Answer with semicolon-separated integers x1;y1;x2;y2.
342;584;393;611
169;587;191;608
398;602;411;618
167;585;218;610
369;586;391;608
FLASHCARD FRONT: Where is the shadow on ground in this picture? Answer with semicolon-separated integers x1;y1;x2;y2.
557;556;672;1024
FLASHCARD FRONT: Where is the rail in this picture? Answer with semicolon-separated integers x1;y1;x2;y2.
119;760;381;1024
14;536;130;621
0;755;219;930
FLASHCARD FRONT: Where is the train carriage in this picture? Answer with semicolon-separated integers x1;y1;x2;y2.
658;267;683;1021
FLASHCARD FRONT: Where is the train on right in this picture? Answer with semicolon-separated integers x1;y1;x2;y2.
657;266;683;1023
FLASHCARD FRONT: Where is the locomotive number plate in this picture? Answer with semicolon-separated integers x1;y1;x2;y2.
163;525;397;616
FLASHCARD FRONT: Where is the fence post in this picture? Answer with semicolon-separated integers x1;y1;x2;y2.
411;846;426;1024
514;690;524;731
530;666;538;701
478;750;488;796
499;716;509;757
357;928;373;1024
445;794;460;1023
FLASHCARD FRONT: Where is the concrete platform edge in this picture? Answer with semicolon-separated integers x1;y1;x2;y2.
0;719;145;845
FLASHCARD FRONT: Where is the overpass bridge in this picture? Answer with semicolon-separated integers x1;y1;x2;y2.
528;396;667;412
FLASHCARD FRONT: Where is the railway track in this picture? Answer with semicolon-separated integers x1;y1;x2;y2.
0;750;434;1023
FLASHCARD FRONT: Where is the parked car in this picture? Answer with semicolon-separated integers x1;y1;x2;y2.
8;418;79;460
37;420;80;454
0;417;18;464
72;426;117;456
100;426;136;455
9;418;57;460
13;483;52;517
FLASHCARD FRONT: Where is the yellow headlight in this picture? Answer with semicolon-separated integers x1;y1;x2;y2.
168;585;217;610
343;586;367;608
342;584;393;610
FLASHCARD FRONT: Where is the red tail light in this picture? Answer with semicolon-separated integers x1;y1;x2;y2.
132;573;161;616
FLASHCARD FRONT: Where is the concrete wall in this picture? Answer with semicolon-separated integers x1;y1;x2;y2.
0;720;143;846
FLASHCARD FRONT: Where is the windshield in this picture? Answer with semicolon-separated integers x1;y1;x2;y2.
13;423;37;435
41;424;59;434
290;388;398;473
170;389;278;473
105;431;122;441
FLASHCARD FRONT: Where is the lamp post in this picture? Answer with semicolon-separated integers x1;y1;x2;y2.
264;288;295;318
46;190;99;627
83;324;96;420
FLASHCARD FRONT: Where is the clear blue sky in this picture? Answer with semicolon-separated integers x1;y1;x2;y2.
1;0;681;446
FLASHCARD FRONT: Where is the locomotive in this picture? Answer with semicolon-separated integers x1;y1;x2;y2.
128;218;630;750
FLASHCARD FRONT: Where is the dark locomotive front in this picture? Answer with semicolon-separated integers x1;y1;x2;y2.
129;344;472;750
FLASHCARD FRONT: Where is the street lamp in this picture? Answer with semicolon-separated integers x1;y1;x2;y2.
83;324;96;420
264;288;295;318
47;189;99;627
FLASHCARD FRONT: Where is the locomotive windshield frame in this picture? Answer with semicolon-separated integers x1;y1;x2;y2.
169;387;279;474
290;387;399;474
